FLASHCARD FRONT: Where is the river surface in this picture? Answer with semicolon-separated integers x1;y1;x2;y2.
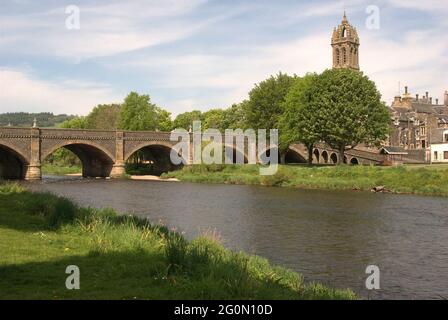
29;178;448;300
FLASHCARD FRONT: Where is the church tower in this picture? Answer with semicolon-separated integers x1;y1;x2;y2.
331;12;360;70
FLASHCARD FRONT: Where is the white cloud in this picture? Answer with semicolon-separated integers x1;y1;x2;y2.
387;0;448;13
1;0;446;116
0;68;122;115
0;0;212;61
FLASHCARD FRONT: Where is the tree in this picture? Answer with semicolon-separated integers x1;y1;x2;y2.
172;110;202;131
307;69;390;164
245;72;297;131
86;104;121;130
202;109;226;131
155;107;173;132
222;102;248;130
59;116;88;129
279;73;319;165
118;92;158;131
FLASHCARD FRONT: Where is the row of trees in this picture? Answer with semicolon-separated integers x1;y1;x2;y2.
61;68;390;165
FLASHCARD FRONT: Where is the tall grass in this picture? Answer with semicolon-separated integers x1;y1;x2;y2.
0;182;355;300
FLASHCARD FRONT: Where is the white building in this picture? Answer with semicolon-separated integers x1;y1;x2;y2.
431;129;448;163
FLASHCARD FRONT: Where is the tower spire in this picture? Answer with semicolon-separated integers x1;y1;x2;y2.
331;12;360;70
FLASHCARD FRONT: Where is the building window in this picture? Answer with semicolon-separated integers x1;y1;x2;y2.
421;126;426;136
434;151;438;160
336;49;340;65
421;140;426;148
342;48;347;64
445;151;448;160
445;133;448;142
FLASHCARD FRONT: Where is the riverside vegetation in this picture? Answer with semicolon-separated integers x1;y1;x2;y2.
162;164;448;197
0;182;355;299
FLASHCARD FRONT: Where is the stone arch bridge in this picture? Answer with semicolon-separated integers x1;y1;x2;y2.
0;127;385;180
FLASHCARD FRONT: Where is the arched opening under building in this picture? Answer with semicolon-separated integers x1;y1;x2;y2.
343;156;348;164
126;144;184;176
350;157;359;165
42;143;114;178
330;153;338;164
284;148;307;164
322;151;329;164
0;144;27;179
313;149;320;163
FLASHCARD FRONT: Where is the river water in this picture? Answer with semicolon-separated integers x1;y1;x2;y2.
29;178;448;299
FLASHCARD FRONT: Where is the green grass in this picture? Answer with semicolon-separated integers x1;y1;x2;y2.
0;182;355;300
41;163;82;175
162;164;448;197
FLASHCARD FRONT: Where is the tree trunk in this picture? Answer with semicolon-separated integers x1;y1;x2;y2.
307;144;314;166
338;145;345;165
280;152;286;165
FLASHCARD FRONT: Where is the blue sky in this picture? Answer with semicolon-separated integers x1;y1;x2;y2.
1;0;447;116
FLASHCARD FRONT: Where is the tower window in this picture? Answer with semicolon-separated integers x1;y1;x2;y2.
336;49;340;65
342;27;347;38
342;48;347;64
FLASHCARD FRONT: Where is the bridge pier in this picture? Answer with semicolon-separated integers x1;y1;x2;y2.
24;164;42;180
25;127;42;180
110;163;126;178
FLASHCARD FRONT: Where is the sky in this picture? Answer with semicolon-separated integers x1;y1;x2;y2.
0;0;447;116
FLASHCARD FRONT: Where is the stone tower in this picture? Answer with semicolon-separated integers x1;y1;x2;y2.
331;12;360;70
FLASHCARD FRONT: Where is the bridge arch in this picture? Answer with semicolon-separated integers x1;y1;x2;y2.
0;143;29;179
313;149;320;163
330;152;338;164
321;151;329;164
42;141;115;178
125;141;185;175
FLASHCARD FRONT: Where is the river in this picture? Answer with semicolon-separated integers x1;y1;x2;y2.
29;178;448;299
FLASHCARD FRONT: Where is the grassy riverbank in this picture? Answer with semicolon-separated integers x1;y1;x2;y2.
163;164;448;197
0;182;354;300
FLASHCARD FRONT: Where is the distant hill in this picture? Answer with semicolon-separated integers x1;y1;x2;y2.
0;112;75;128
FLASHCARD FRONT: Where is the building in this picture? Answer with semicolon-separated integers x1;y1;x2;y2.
331;13;447;164
331;12;360;70
387;87;448;162
430;128;448;163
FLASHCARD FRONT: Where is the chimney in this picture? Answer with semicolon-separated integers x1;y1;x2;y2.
436;98;439;105
430;97;433;104
426;91;429;99
445;91;448;106
416;94;419;101
405;86;408;94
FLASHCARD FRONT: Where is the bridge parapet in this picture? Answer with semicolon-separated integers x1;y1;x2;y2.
123;131;173;142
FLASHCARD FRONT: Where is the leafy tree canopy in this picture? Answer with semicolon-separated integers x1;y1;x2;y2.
306;69;390;163
118;92;158;131
245;72;297;131
279;73;319;163
86;104;121;130
172;110;202;131
59;116;88;129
